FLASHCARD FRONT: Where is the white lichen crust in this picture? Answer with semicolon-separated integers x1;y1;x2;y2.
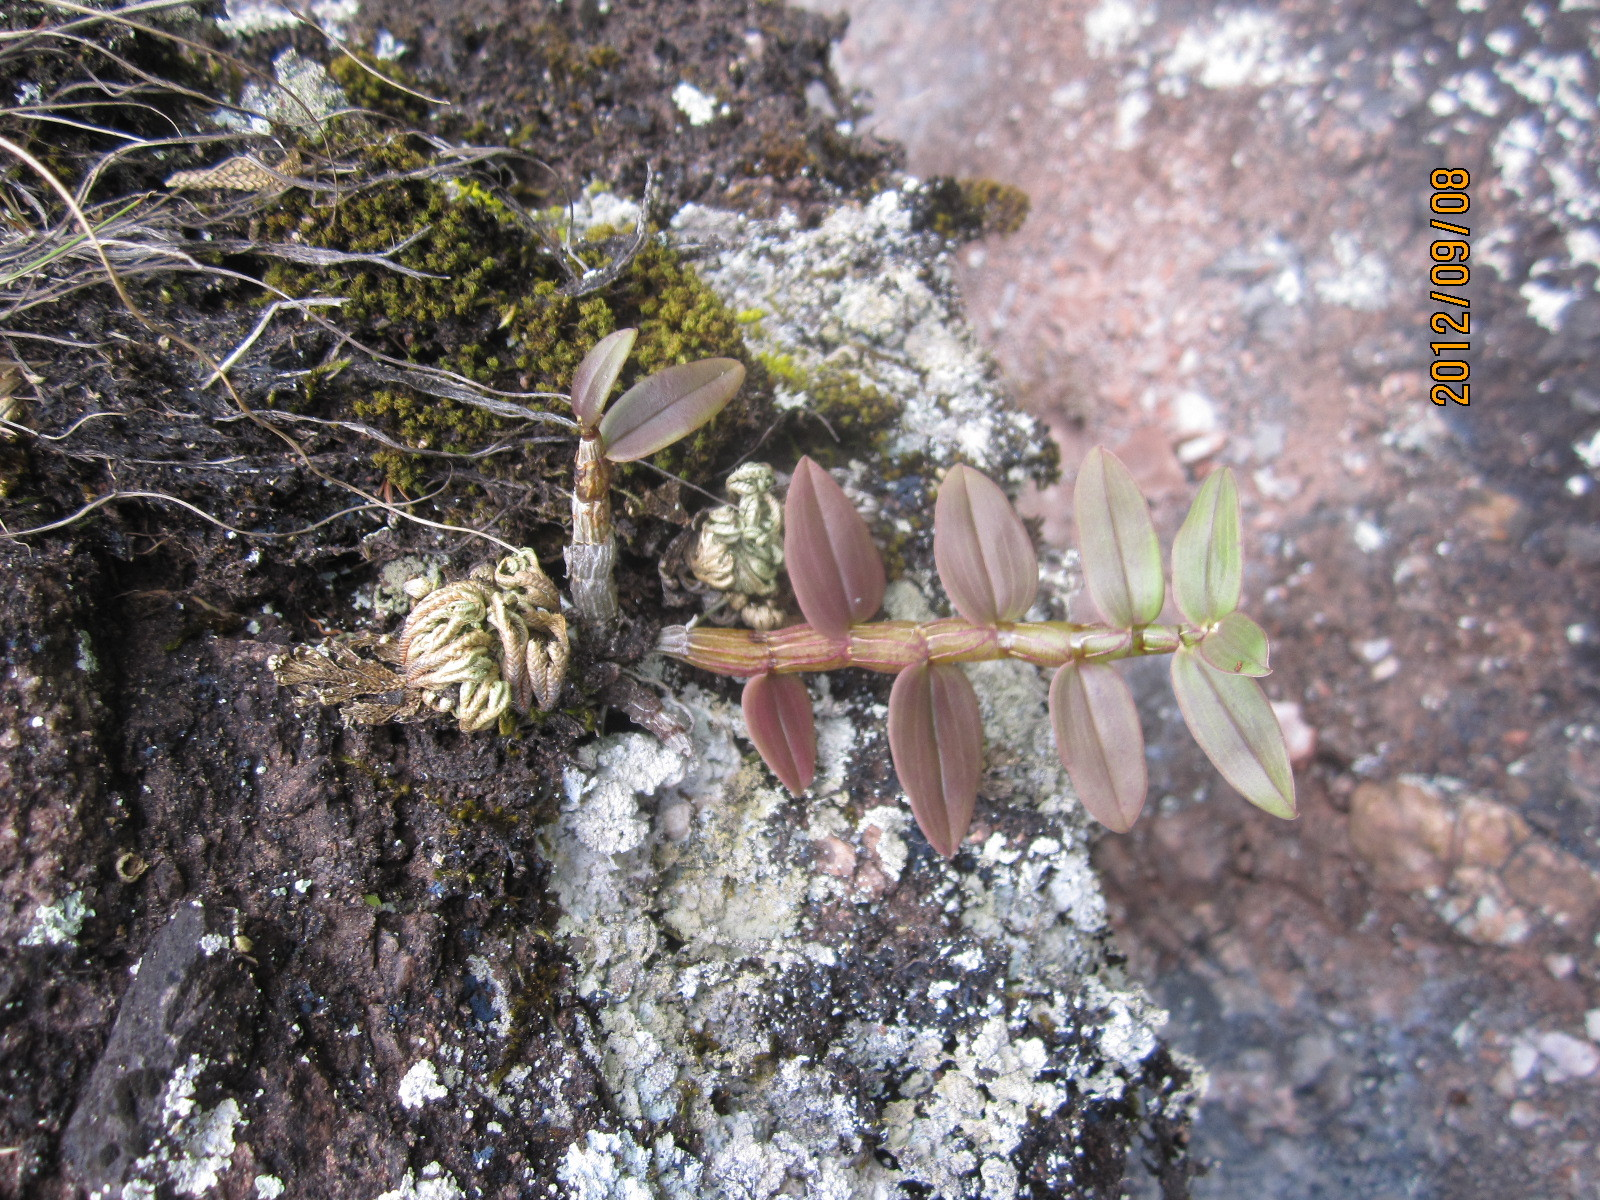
672;190;1044;476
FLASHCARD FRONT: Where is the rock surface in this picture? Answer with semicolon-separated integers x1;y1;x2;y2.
805;0;1600;1194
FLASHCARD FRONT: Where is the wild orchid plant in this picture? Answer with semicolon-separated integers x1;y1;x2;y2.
658;452;1297;854
564;328;745;627
271;331;745;728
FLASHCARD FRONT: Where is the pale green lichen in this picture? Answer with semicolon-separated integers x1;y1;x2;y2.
374;1162;465;1200
673;189;1056;482
122;1055;243;1199
20;890;90;947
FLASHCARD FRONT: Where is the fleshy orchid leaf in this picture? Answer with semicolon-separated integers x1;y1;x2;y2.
933;463;1039;625
597;358;745;462
888;662;983;858
1074;446;1164;628
1196;611;1270;677
1171;466;1242;625
742;673;816;794
784;456;886;639
1049;662;1147;832
569;327;637;431
1170;646;1296;819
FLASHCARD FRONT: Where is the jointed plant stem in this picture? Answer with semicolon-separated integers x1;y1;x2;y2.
659;617;1194;678
565;432;619;627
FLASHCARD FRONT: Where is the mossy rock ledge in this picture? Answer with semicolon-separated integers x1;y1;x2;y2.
0;2;1199;1197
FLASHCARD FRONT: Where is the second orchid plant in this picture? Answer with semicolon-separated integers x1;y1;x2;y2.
659;451;1297;854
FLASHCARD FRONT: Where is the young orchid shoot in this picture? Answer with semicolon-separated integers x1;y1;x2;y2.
660;449;1298;859
565;329;746;626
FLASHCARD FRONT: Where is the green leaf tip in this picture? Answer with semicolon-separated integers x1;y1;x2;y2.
1074;446;1164;628
1170;647;1296;819
1171;466;1242;625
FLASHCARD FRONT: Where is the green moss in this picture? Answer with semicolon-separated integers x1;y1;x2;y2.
327;52;429;125
808;365;899;456
248;126;772;494
447;796;518;835
754;352;901;466
912;176;1031;240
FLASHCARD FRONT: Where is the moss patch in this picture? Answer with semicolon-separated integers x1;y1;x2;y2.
758;352;902;466
255;135;766;489
911;177;1031;240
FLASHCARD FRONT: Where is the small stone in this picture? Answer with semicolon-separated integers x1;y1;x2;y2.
1536;1031;1599;1082
813;835;857;878
1176;431;1227;463
61;903;258;1195
1442;867;1532;946
1352;520;1386;553
1508;1100;1543;1128
1272;702;1316;769
1585;1009;1600;1043
1510;1039;1540;1080
1544;953;1575;980
852;860;889;898
1170;391;1219;437
1356;637;1392;663
1457;796;1529;868
398;1059;447;1109
1348;780;1454;892
1461;491;1522;542
1502;840;1600;933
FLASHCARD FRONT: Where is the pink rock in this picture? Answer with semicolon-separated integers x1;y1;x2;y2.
1348;780;1453;892
1271;701;1316;770
813;835;857;878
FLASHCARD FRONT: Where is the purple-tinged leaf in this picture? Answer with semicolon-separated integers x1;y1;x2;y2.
1196;611;1270;677
1170;647;1296;819
597;358;745;462
1171;466;1241;626
1074;446;1164;628
784;456;886;639
569;327;637;430
934;463;1039;625
888;662;982;858
1049;662;1147;833
742;673;816;794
